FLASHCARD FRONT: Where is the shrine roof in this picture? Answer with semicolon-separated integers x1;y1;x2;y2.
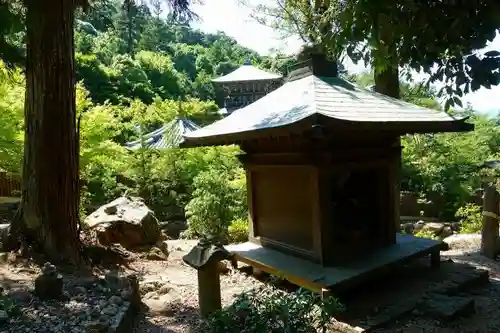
212;64;283;83
183;74;472;147
125;118;199;150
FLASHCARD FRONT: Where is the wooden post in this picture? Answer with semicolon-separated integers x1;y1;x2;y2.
481;184;499;259
198;262;222;317
182;238;233;318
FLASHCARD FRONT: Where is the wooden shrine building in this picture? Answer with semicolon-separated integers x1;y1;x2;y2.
212;61;283;114
182;53;474;293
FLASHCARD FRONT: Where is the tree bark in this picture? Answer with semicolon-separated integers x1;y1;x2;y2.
372;13;400;99
12;0;81;265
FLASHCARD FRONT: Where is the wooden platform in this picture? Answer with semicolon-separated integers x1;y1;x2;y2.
226;234;446;293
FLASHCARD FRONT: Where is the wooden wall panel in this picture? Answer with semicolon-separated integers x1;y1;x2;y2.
252;167;314;252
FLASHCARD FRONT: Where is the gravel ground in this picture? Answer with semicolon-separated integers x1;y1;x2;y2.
1;237;499;333
130;238;500;333
0;257;136;333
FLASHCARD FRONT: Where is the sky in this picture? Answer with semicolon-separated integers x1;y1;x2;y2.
190;0;500;114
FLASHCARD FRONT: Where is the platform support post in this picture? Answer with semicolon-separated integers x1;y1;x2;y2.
430;251;440;268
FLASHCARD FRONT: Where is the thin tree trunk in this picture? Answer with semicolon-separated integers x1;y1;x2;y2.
12;0;81;265
372;13;400;99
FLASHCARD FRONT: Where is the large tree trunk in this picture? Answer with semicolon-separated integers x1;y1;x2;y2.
12;0;81;265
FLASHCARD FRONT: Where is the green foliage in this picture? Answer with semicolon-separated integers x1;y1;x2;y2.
414;229;438;240
185;160;247;241
250;0;500;107
227;218;249;244
0;64;23;174
206;285;344;333
456;203;483;234
0;294;21;318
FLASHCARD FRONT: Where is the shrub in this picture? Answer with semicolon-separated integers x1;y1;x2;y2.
227;219;249;244
456;203;482;234
414;229;438;240
185;167;246;241
206;285;345;333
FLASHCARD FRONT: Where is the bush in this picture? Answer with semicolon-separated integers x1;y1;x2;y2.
185;167;247;241
227;219;249;243
456;203;482;234
414;229;438;240
206;285;345;333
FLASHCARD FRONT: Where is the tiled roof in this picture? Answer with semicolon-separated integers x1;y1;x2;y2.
184;75;470;142
125;118;199;150
212;64;282;83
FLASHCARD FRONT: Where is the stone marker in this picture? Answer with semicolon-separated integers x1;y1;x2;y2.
422;293;475;321
35;262;63;300
182;237;233;317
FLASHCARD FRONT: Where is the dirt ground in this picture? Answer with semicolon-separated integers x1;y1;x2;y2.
127;239;500;333
2;238;500;332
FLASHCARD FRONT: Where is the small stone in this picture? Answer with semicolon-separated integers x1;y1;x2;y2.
85;315;110;332
120;290;131;301
42;262;57;276
156;240;170;257
74;286;87;295
98;299;108;309
8;289;33;304
0;310;8;323
108;295;123;306
146;247;168;261
101;304;118;316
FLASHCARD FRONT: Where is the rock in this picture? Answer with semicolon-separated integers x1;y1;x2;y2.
0;310;8;323
160;220;188;239
443;233;482;251
35;263;63;300
156;240;170;257
74;286;87;295
143;289;181;315
440;226;453;238
98;299;108;309
101;304;119;316
84;196;161;248
120;289;132;301
85;315;110;333
7;289;32;304
451;222;461;232
146;247;168;261
413;220;426;231
421;222;445;235
42;262;58;277
108;295;123;306
144;291;158;300
401;222;414;234
422;293;475;320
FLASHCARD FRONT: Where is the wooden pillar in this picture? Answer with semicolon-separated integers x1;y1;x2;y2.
198;263;222;317
182;239;233;318
481;184;499;259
